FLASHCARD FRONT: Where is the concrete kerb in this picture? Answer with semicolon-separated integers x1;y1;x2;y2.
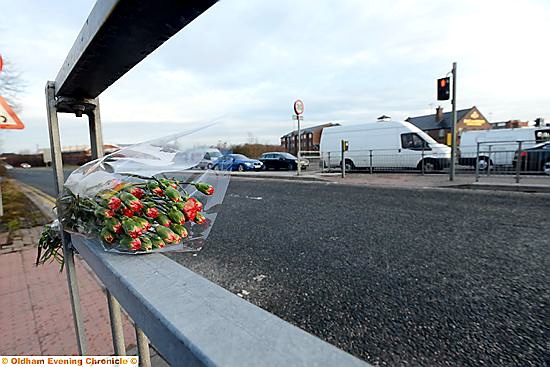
18;180;57;221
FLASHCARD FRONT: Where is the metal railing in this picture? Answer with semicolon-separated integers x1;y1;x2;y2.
320;141;550;183
467;140;550;183
321;148;449;174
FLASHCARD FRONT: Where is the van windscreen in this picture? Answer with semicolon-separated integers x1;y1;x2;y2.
535;129;550;143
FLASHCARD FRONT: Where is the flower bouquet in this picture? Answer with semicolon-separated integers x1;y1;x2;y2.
37;130;229;267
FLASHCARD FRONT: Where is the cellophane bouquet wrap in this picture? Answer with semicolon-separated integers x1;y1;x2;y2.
37;129;229;266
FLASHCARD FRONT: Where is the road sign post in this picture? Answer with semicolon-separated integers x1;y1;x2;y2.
293;100;304;176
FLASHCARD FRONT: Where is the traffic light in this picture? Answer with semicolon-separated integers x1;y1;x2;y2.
437;77;450;100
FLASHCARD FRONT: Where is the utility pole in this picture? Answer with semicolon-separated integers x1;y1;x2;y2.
450;62;457;181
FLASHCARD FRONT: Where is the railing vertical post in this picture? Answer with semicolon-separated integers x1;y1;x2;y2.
369;150;373;174
135;326;152;367
107;293;127;355
475;142;480;182
487;145;492;177
516;141;522;184
88;99;104;158
421;144;430;176
86;99;128;356
45;81;88;355
341;141;345;178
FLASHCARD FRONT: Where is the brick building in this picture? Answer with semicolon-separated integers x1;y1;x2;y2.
281;123;340;155
406;106;490;145
489;120;529;129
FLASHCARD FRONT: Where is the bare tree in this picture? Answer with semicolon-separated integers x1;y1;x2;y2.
0;57;25;112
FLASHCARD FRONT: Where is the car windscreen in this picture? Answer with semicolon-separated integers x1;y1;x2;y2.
281;153;296;159
209;151;222;158
229;154;248;160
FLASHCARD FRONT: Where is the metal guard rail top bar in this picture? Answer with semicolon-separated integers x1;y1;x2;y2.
71;235;369;367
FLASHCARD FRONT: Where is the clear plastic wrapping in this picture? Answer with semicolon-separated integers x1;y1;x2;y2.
58;129;230;254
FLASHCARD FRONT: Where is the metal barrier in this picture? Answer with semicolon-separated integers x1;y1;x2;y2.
467;140;550;183
321;148;449;174
320;141;550;184
44;1;370;365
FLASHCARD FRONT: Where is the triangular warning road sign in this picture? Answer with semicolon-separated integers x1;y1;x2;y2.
0;95;25;129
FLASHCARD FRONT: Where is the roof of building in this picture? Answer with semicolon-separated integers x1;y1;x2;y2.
406;108;472;130
281;123;340;138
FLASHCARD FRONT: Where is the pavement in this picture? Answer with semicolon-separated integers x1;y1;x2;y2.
229;169;550;192
0;181;137;355
0;245;136;355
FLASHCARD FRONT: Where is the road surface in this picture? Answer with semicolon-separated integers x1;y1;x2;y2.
10;168;550;366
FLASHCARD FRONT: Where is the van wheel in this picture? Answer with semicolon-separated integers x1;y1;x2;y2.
344;159;355;172
206;163;213;170
418;159;436;173
477;157;492;171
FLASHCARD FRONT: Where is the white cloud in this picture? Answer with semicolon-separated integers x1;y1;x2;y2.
1;0;549;153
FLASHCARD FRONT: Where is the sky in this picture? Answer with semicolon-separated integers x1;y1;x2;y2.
1;0;549;153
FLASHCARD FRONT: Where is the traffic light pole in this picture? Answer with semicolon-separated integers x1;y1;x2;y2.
449;62;457;181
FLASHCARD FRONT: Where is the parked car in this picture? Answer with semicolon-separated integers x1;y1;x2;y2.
512;141;550;175
213;154;263;171
320;120;450;172
259;152;309;171
20;163;32;168
196;148;223;169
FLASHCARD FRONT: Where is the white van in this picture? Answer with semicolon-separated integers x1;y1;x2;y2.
459;127;550;168
320;120;451;172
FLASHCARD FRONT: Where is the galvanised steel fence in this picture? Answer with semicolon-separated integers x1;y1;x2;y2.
320;140;550;183
461;140;550;182
321;148;450;174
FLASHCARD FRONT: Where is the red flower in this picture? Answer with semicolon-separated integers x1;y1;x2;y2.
107;197;122;210
194;199;203;212
145;207;159;219
104;218;123;234
128;200;144;212
121;192;144;212
195;182;215;195
122;208;134;217
152;187;164;196
170;183;178;189
194;212;207;225
130;187;145;199
155;226;181;244
182;198;198;221
130;238;142;250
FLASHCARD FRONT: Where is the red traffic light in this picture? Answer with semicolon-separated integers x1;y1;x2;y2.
437;77;450;100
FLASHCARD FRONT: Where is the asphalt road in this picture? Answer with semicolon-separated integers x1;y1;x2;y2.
9;168;550;366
